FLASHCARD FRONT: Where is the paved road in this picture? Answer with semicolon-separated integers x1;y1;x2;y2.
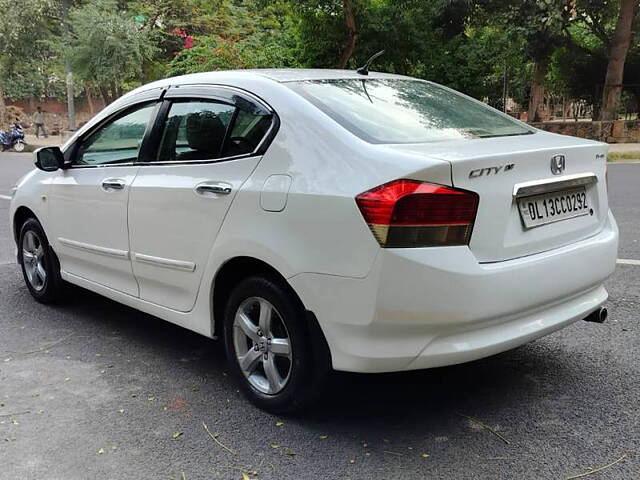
1;153;638;479
0;152;34;264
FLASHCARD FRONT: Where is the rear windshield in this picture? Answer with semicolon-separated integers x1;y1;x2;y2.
287;79;533;144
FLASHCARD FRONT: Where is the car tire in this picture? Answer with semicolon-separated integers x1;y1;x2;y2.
223;275;330;414
18;218;65;303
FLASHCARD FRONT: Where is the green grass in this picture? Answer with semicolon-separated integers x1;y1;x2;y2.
608;151;640;162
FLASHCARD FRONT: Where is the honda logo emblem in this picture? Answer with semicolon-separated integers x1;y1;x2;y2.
550;154;565;175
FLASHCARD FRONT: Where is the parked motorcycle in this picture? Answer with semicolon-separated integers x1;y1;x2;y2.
0;121;26;152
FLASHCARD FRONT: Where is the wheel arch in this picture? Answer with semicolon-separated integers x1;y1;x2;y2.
212;256;299;337
13;206;39;244
211;256;332;370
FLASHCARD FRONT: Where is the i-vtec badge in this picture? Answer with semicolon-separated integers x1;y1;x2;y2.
469;163;515;179
550;154;566;175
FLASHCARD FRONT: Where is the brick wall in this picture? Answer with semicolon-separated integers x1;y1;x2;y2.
7;97;106;134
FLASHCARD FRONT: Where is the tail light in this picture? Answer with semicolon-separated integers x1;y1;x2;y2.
355;179;479;248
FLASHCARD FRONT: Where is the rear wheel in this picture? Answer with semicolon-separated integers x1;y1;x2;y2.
18;218;65;303
223;275;329;413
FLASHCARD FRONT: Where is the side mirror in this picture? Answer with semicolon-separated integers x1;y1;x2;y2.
34;147;65;172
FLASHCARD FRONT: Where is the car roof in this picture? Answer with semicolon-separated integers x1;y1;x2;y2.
130;69;412;93
241;68;407;82
117;69;419;111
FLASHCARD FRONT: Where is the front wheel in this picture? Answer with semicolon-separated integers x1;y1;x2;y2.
223;275;329;413
13;140;25;152
18;218;65;303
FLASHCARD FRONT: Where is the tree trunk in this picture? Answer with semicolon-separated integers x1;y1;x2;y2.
528;58;549;123
62;0;76;130
0;88;5;127
337;0;357;69
99;86;112;105
85;86;95;115
600;0;639;121
112;83;122;101
96;85;106;106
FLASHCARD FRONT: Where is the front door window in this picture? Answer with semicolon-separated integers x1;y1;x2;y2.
77;103;155;166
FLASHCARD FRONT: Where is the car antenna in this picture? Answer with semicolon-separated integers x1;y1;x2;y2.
356;50;385;75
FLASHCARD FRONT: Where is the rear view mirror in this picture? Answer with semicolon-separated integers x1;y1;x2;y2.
34;147;65;172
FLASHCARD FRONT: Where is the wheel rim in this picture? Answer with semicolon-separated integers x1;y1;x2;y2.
232;297;293;395
22;231;46;291
13;141;24;152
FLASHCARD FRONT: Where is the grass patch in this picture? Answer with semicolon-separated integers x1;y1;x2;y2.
608;151;640;162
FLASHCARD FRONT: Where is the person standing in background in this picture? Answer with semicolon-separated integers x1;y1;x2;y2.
33;106;47;138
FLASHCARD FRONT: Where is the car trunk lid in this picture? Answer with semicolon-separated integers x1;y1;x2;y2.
378;132;609;262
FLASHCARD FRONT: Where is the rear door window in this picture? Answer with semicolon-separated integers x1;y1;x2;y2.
221;108;273;157
156;99;274;161
157;101;235;161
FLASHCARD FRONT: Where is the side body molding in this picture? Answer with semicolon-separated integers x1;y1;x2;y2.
58;237;129;259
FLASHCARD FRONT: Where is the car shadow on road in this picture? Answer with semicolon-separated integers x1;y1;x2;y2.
47;283;579;436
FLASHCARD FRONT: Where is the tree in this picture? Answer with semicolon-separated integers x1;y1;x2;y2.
167;0;300;75
1;0;636;128
599;0;639;120
66;1;160;103
61;0;76;129
337;0;358;68
0;0;59;125
489;0;575;121
548;25;607;106
287;0;366;68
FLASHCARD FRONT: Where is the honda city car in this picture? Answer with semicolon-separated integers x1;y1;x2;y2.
10;69;618;412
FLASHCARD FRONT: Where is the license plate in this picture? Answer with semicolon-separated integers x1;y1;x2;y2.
517;187;589;229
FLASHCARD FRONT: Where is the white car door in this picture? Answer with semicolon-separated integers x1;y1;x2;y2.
48;98;160;296
127;86;277;311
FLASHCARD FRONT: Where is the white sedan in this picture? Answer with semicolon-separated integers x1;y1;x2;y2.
10;69;618;412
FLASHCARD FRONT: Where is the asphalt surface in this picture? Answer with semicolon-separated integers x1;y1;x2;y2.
0;153;638;480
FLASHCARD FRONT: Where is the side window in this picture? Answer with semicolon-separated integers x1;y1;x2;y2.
76;103;155;166
221;108;273;157
157;101;235;161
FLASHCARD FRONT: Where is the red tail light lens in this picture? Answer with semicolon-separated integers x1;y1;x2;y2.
356;179;479;248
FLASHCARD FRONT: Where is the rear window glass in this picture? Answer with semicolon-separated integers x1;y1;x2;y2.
287;79;533;144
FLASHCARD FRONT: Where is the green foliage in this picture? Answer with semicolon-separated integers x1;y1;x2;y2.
68;1;160;94
0;0;54;54
168;0;300;74
2;58;67;100
493;0;574;61
291;0;363;68
0;0;637;115
0;0;64;99
168;32;300;74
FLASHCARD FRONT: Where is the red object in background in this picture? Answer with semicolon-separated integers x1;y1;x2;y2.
170;28;193;51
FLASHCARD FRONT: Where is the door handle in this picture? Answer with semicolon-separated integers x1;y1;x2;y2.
101;179;126;191
195;182;232;196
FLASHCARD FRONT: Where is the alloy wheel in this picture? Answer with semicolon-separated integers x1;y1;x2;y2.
22;231;46;291
232;296;293;395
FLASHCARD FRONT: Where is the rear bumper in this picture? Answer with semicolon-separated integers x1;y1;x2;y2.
290;211;618;373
